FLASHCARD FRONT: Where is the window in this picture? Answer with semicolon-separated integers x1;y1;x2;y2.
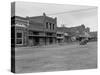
16;39;22;44
46;22;54;30
46;22;48;29
49;23;52;30
17;33;22;38
16;32;23;45
57;34;61;37
33;32;39;35
53;24;55;30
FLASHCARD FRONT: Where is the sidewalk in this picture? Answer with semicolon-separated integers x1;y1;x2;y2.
16;42;79;49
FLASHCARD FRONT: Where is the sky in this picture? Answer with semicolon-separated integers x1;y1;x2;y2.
12;1;98;31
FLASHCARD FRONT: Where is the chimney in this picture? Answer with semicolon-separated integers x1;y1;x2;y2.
43;12;46;16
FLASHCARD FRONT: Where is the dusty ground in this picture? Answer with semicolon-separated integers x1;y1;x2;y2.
15;42;97;73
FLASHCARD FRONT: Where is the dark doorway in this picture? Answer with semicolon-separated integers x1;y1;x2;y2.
34;37;39;46
29;37;39;46
49;38;53;44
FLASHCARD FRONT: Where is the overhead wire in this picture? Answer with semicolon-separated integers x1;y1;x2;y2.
47;7;97;15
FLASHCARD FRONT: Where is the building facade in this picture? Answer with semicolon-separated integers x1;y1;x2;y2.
57;27;72;43
57;25;90;42
11;13;91;47
56;31;64;43
11;13;57;47
11;16;29;47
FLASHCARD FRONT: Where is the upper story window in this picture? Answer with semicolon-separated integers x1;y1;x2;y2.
49;23;52;30
29;31;39;35
17;33;22;38
46;22;55;30
57;34;62;37
46;22;48;29
53;24;55;30
33;32;39;35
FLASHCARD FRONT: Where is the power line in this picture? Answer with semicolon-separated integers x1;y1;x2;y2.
47;7;97;15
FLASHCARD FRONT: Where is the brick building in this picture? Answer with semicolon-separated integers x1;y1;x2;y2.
28;13;57;46
57;24;90;42
56;31;64;43
56;27;70;43
11;16;29;47
11;13;91;47
11;13;57;47
57;27;72;43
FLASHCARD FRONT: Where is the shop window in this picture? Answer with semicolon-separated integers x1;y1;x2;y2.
16;39;22;44
16;32;23;45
